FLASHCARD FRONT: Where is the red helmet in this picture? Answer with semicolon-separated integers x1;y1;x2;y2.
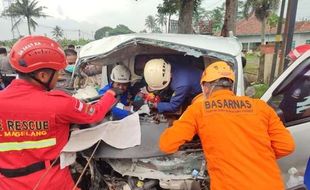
9;35;67;73
287;44;310;64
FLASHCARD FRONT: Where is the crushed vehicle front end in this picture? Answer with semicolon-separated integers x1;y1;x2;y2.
70;33;243;190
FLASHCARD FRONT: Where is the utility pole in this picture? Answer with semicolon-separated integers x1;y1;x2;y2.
279;0;299;73
78;29;81;40
269;0;286;85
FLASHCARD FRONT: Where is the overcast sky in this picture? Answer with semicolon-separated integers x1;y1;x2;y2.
0;0;309;41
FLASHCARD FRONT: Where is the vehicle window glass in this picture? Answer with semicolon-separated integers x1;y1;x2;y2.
268;62;310;124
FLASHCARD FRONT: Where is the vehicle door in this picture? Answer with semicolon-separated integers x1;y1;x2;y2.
261;51;310;186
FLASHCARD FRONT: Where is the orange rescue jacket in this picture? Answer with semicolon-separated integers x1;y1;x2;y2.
159;89;295;190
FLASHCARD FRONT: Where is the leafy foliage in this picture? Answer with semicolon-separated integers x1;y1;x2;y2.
51;25;64;41
94;25;134;40
243;0;280;22
156;13;167;32
157;0;201;34
2;0;47;35
58;38;91;49
267;12;279;29
243;0;280;83
192;4;224;34
157;1;179;16
145;15;157;32
209;6;225;33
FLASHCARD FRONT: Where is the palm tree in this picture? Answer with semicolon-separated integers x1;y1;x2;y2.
243;0;280;82
243;0;280;45
2;0;47;35
155;13;167;33
52;26;64;41
145;15;157;32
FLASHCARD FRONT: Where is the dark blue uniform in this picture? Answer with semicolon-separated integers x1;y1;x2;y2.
157;63;202;113
99;83;131;120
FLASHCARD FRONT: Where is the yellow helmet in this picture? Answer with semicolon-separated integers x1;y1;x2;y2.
200;61;235;84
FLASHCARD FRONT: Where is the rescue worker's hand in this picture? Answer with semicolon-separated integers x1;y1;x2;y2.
132;99;145;111
148;102;158;109
107;88;123;98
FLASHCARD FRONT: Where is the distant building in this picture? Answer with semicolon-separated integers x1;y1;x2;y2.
236;15;310;51
169;19;178;33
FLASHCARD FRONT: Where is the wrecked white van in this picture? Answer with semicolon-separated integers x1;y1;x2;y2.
71;33;245;189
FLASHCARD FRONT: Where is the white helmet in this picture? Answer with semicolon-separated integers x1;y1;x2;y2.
110;65;131;83
144;59;171;90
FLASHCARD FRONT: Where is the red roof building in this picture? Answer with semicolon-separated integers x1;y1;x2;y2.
236;15;310;51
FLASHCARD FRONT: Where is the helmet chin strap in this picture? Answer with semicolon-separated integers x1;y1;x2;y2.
29;70;56;91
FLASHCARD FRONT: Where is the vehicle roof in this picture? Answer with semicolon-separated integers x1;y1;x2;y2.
79;33;242;59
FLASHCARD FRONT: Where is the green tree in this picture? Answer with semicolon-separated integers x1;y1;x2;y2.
193;6;208;33
58;38;91;49
237;1;246;20
267;12;279;31
157;2;178;33
157;0;201;34
208;5;225;33
243;0;280;82
145;15;157;32
51;25;64;41
94;26;113;40
2;0;47;35
221;0;238;37
178;0;202;33
94;25;134;40
110;24;134;36
243;0;280;44
156;13;167;32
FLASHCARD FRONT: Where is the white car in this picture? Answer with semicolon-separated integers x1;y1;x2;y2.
261;50;310;189
72;33;245;189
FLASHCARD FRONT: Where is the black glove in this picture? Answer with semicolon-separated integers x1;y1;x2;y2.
132;99;145;111
109;88;123;98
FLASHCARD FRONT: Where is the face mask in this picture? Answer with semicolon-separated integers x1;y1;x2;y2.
65;65;75;73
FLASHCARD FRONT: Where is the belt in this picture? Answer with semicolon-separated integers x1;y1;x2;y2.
0;158;60;178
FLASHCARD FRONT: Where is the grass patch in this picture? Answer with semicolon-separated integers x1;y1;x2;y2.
245;54;257;63
244;53;259;75
244;63;258;75
252;83;269;98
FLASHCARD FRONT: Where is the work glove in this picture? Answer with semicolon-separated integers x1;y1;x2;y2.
148;101;158;110
132;99;145;111
108;88;123;99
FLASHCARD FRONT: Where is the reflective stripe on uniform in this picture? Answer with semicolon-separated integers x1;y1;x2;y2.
0;138;56;152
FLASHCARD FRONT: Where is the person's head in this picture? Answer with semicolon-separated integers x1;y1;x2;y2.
64;48;77;65
67;44;75;50
143;58;171;91
0;47;7;56
200;61;235;98
287;44;310;65
110;65;131;93
9;35;67;90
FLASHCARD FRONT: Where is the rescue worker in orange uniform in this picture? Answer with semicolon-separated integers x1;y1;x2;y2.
0;36;118;190
159;61;295;190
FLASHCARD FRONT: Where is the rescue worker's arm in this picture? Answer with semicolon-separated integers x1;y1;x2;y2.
264;101;295;159
159;104;198;153
112;103;131;120
59;91;117;124
157;86;191;113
